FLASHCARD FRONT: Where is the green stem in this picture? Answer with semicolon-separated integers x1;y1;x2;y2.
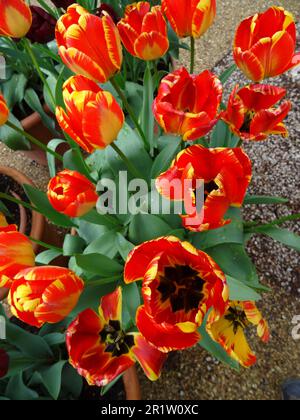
110;76;148;149
5;121;63;162
0;192;37;213
29;237;63;252
190;37;195;74
110;143;144;179
23;39;56;109
245;213;300;231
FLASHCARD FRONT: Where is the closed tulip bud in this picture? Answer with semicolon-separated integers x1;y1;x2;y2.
26;6;56;44
0;225;35;289
0;93;9;127
56;4;122;83
234;7;300;82
56;75;124;153
118;2;169;61
162;0;216;39
0;0;32;38
9;266;84;328
47;169;98;217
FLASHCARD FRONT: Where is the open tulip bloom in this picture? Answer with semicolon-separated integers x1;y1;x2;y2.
0;0;299;398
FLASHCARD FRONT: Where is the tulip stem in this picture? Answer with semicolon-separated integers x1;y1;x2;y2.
110;143;144;179
190;37;195;74
5;121;63;162
23;39;56;109
110;77;148;150
29;237;63;252
0;192;37;214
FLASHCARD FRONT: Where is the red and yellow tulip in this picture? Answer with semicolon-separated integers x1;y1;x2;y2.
0;224;35;289
117;2;169;61
9;266;84;328
47;169;98;218
0;0;32;38
221;84;291;141
162;0;216;39
56;75;124;153
153;67;222;141
234;6;300;82
206;301;270;367
124;236;228;352
0;93;9;127
156;145;252;232
66;287;166;386
55;4;122;83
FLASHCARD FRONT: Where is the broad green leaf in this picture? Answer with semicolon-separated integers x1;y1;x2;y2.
244;195;288;205
3;351;35;379
116;233;135;261
3;73;27;109
83;231;118;259
210;120;230;148
219;64;237;84
78;209;121;229
128;213;172;244
5;372;39;400
46;139;66;178
24;88;57;136
63;234;86;256
0;113;30;150
60;364;83;400
41;361;66;400
123;282;141;324
35;249;62;265
253;226;300;252
76;253;123;276
226;275;261;301
150;137;181;178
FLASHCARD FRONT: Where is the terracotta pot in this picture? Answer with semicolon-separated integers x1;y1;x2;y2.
0;165;45;300
123;366;142;400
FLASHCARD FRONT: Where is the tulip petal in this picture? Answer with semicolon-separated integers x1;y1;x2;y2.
134;32;169;61
0;0;32;38
250;101;291;137
99;286;122;324
233;47;264;82
237;84;286;111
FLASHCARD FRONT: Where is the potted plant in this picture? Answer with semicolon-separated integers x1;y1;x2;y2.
0;0;300;401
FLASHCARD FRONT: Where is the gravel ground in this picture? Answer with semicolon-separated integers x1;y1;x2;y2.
139;1;300;401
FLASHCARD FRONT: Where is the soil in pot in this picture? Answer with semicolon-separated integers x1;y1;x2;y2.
0;173;32;235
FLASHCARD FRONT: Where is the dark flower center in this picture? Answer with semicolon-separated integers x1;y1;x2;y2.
157;265;205;313
225;306;249;335
240;110;255;133
100;320;134;357
54;186;64;196
204;180;218;200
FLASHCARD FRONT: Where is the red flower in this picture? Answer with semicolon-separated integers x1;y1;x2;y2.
153;67;222;141
0;225;35;289
162;0;216;39
124;236;228;352
0;0;32;38
9;266;84;328
66;287;166;386
221;85;291;141
234;6;300;82
156;145;252;232
47;169;98;218
0;93;9;127
55;4;122;83
206;301;270;367
117;2;169;61
56;75;124;153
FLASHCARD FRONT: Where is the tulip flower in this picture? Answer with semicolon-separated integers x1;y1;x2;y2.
221;85;291;141
9;266;84;328
47;169;98;218
0;225;35;289
0;93;9;127
206;301;270;367
234;6;300;82
56;75;124;153
0;0;32;38
0;349;9;378
153;67;222;141
124;236;228;352
162;0;216;39
156;145;252;232
26;6;56;44
67;287;166;386
55;4;122;83
117;2;169;61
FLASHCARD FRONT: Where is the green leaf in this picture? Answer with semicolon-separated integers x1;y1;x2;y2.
101;374;123;396
252;226;300;252
198;316;239;371
63;234;86;256
46;139;66;178
60;364;83;400
210;120;230;148
23;184;75;229
219;64;237;84
41;361;66;400
84;231;118;259
244;194;289;205
0;113;30;150
24;88;57;136
5;372;39;400
3;73;27;109
128;213;172;244
123;282;141;324
74;283;116;314
75;253;123;276
79;209;120;228
35;249;62;265
63;149;91;180
3;351;35;379
226;275;261;301
43;73;57;113
141;63;154;151
116;233;135;261
150;137;181;178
